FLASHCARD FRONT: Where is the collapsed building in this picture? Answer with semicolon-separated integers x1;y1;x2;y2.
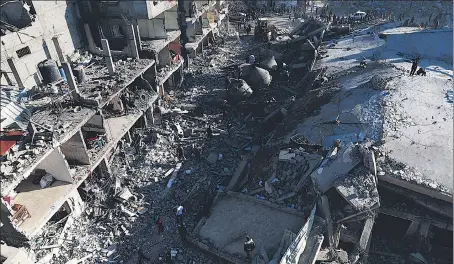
1;1;452;264
0;0;228;262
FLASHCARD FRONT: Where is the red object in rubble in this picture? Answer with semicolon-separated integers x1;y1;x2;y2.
0;131;24;156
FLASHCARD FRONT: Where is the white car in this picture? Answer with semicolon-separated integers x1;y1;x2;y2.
350;11;366;21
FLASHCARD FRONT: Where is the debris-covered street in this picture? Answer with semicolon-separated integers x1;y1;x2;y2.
1;1;452;264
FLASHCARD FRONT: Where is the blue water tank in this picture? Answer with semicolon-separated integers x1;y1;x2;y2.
59;67;67;82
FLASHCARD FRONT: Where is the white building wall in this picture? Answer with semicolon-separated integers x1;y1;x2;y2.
37;148;73;183
0;1;83;89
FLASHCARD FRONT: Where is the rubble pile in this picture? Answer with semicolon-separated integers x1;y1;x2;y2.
77;56;154;106
0;132;51;194
6;2;451;263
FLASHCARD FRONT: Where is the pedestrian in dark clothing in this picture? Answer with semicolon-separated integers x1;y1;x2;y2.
178;223;187;241
206;125;213;139
165;252;174;264
177;145;185;160
246;24;252;35
416;67;426;76
244;236;256;260
138;246;150;264
410;58;419;76
156;217;164;234
192;144;201;161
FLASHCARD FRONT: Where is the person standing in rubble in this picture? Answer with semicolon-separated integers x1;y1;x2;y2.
206;125;213;139
192;144;201;161
177;145;185;160
138;246;150;264
176;205;184;224
165;251;174;264
410;58;419;76
178;223;187;241
246;24;252;35
156;217;164;235
244;236;256;260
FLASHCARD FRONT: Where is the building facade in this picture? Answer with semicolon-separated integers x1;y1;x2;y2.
0;0;228;261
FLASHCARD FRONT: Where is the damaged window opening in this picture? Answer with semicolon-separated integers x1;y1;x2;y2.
15;46;31;58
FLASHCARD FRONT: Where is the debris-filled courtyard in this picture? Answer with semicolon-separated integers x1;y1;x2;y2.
0;1;452;264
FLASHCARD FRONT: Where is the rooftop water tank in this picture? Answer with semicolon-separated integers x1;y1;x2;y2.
38;59;62;84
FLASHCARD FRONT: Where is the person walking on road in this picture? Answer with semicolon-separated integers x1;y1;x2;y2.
244;236;256;260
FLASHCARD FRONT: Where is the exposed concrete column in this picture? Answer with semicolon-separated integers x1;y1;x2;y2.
404;221;421;239
52;36;66;63
98;157;112;178
61;62;80;96
126;24;139;59
319;195;334;248
134;24;142;52
66;188;85;217
145;107;154;125
101;39;116;75
6;58;24;89
125;131;132;144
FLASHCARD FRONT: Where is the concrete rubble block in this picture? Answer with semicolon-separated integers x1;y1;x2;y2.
321;132;365;150
206;153;218;164
311;142;360;193
228;78;253;101
279;149;296;161
167;163;182;188
276;192;296;202
334;170;380;212
260;56;278;71
248;66;272;89
297;216;326;264
316;249;349;263
359;218;374;251
226;158;248;191
280;204;317;264
404;221;421;239
408;252;428;264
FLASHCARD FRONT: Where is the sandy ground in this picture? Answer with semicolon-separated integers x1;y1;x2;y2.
197;194;303;259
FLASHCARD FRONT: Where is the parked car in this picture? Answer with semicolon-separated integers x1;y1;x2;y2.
350;11;366;20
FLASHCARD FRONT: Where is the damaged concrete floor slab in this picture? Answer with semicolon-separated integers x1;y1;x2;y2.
195;192;304;262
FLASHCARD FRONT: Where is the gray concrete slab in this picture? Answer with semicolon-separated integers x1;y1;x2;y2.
197;193;304;260
381;76;453;195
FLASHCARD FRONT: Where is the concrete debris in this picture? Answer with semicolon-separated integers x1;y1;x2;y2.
2;2;451;264
227;78;253;101
311;143;361;193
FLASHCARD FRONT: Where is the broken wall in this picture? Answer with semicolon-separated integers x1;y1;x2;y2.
36;148;73;183
146;0;177;19
60;131;90;165
65;189;84;217
164;6;179;30
137;17;167;39
158;46;171;66
0;1;83;88
82;113;105;134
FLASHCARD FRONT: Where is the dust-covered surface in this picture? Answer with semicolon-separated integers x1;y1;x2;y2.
197;194;303;260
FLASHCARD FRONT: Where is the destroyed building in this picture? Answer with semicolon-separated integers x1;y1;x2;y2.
1;0;452;264
0;0;228;262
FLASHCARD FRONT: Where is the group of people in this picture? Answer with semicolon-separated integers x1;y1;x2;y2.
410;57;426;76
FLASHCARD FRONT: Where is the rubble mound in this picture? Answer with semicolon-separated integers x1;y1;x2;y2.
248;66;272;89
228;78;253;100
369;75;388;90
260;56;278;71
